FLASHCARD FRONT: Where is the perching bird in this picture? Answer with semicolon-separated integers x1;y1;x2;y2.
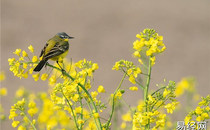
33;32;74;72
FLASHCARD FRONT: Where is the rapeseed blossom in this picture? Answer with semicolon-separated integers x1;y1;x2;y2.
6;28;204;130
133;29;166;66
185;95;210;124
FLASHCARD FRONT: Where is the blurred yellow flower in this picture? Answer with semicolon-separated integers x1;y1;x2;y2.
0;88;7;96
129;86;138;91
41;73;48;81
120;122;126;129
22;50;28;57
32;73;40;81
13;49;21;56
12;120;20;128
28;45;34;53
0;71;6;81
122;112;132;122
129;75;136;84
93;112;99;118
97;85;105;93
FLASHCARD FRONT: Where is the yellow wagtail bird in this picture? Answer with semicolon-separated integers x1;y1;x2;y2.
33;32;74;72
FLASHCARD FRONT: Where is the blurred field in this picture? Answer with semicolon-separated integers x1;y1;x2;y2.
1;0;210;129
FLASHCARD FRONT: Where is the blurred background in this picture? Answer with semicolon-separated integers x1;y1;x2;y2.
1;0;210;129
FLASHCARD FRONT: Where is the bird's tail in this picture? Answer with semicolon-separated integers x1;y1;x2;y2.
33;59;47;72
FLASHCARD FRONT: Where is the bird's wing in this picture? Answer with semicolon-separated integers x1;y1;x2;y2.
43;42;67;60
39;42;49;57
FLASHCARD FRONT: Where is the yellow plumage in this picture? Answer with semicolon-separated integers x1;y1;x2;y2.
33;32;73;72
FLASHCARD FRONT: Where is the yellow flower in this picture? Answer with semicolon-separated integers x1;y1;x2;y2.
13;49;21;56
8;58;16;65
29;68;34;74
148;95;155;103
122;112;132;122
133;40;144;51
28;101;38;117
91;91;98;98
28;45;34;53
12;120;20;128
129;86;138;91
184;116;191;125
85;82;91;90
77;119;84;125
0;88;7;96
93;112;99;118
87;121;96;129
164;102;178;114
175;78;194;97
161;46;166;52
9;110;18;120
163;89;170;98
18;125;26;130
72;94;79;102
136;34;141;39
196;116;202;122
15;87;25;98
133;68;141;77
139;115;149;126
115;91;122;99
112;62;120;70
0;71;6;81
22;51;28;57
127;69;132;75
87;68;93;77
97;85;105;93
17;98;25;106
201;113;209;120
150;56;156;66
195;107;202;115
41;73;48;81
32;56;38;63
32;73;40;81
121;122;126;129
166;121;172;128
129;75;136;84
205;106;210;111
92;63;99;70
22;63;28;69
49;75;57;86
75;107;82;114
138;59;143;64
28;107;38;117
156;114;166;127
133;51;140;57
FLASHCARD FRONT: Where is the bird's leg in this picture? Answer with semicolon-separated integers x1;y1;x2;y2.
56;61;66;74
45;62;49;68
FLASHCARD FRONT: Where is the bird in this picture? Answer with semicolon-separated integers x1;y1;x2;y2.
33;32;74;72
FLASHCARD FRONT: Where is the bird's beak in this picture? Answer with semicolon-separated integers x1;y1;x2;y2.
68;36;74;39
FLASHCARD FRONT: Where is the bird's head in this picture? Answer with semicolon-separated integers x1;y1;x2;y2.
57;32;74;41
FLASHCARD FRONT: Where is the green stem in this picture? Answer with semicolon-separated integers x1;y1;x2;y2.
144;57;152;129
144;57;152;111
61;89;80;130
47;64;102;129
77;86;84;129
20;110;37;130
86;99;100;130
106;73;126;129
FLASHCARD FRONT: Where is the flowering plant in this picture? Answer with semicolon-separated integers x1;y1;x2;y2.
1;29;209;130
